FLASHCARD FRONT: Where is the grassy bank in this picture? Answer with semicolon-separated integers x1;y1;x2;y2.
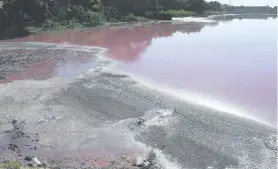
28;10;224;33
158;10;197;17
0;162;21;169
0;161;50;169
26;16;150;33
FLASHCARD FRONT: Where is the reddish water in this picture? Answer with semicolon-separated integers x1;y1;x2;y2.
3;18;277;125
0;48;94;83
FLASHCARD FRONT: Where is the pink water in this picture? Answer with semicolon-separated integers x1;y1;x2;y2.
8;18;277;125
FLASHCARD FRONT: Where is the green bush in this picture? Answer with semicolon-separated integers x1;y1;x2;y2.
104;6;122;21
145;11;171;20
124;13;138;22
83;11;104;26
55;9;70;21
88;0;100;5
41;19;61;30
91;5;101;12
66;19;83;28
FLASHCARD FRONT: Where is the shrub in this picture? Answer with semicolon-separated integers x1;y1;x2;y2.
88;0;100;5
124;13;138;22
104;6;122;21
41;19;60;30
66;19;83;28
145;11;171;20
83;11;104;26
55;9;70;21
92;5;101;12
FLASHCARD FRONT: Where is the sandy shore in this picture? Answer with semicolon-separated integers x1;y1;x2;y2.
0;43;276;169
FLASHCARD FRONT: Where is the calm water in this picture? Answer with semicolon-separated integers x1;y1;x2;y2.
116;18;277;126
11;17;277;126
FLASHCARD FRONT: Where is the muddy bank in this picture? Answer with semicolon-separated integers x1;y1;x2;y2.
0;43;104;83
0;43;166;168
0;69;276;168
0;69;177;168
0;44;276;168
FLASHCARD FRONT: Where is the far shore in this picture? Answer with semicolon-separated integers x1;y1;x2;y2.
24;13;277;36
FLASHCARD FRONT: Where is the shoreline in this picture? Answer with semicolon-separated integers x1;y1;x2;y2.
26;19;174;34
0;42;276;168
0;41;274;128
0;18;277;169
0;12;276;40
17;13;278;37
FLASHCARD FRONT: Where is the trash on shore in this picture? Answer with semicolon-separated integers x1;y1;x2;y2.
32;157;42;166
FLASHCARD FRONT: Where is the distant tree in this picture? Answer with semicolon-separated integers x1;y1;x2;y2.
222;4;234;13
187;0;206;13
4;0;272;39
207;1;222;11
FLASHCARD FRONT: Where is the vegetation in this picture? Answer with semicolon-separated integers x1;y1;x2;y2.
229;5;277;14
0;161;20;169
159;10;196;17
221;5;277;14
0;161;53;169
0;0;277;39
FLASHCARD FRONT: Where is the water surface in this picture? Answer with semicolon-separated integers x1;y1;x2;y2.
11;17;277;126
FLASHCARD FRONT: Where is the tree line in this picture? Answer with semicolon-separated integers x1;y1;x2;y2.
0;0;277;39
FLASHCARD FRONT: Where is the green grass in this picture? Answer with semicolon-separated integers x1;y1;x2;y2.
0;161;52;169
0;162;20;169
159;10;196;17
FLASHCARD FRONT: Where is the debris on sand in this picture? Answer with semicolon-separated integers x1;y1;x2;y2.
1;119;42;165
136;118;146;127
32;157;42;166
24;156;32;161
132;152;156;169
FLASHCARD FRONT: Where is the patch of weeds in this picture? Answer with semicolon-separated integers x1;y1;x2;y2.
0;161;20;169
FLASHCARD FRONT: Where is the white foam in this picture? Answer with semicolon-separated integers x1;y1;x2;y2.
153;148;182;169
143;109;174;127
172;17;215;23
54;44;106;53
207;14;239;19
99;110;182;168
0;42;107;53
103;69;271;126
